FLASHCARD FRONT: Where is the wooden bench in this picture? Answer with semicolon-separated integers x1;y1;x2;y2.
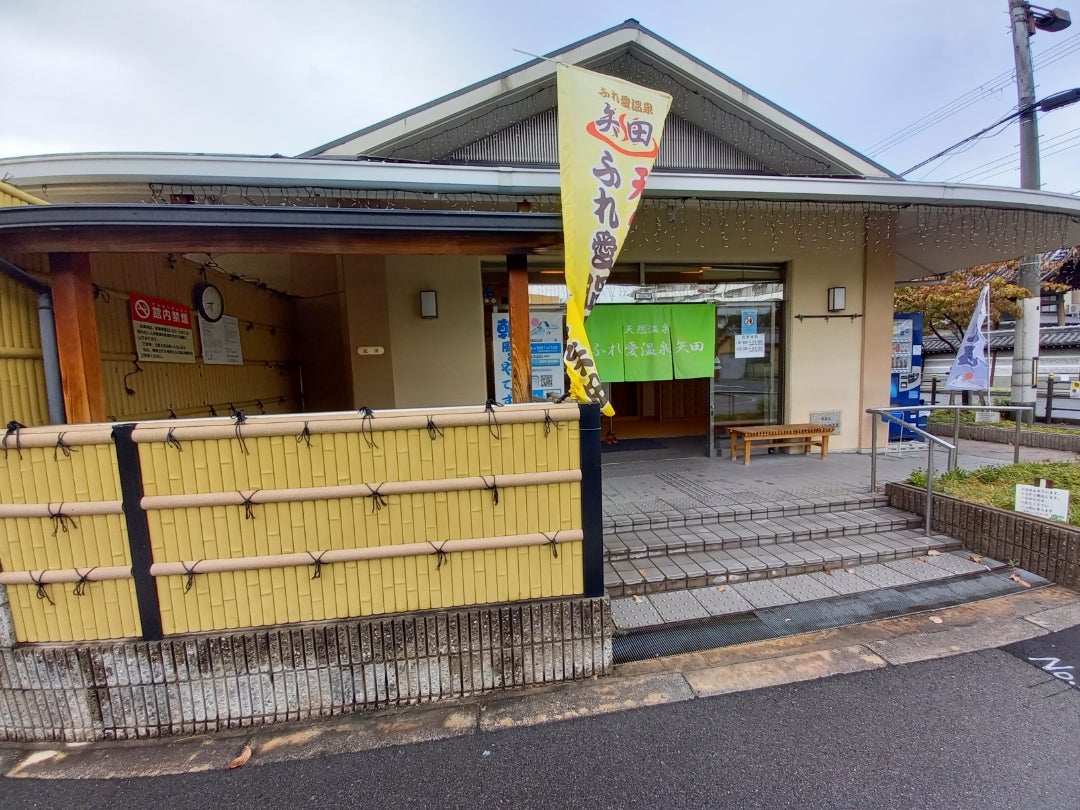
727;423;834;466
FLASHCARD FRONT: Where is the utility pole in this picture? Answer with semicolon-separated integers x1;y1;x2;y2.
1008;1;1071;411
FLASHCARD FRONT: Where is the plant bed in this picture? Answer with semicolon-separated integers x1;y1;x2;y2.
886;482;1079;590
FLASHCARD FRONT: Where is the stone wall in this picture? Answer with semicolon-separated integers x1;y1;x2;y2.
926;421;1080;452
0;596;611;742
887;483;1079;590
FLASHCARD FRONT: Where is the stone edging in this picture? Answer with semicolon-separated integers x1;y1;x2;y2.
886;483;1078;590
0;596;611;743
926;421;1080;451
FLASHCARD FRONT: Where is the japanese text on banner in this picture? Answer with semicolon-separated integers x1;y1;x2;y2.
558;64;671;415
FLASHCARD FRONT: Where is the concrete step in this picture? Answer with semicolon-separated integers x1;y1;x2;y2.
602;491;888;534
610;550;1007;633
604;529;963;598
603;505;924;563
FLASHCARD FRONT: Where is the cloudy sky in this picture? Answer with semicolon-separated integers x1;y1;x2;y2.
4;0;1080;194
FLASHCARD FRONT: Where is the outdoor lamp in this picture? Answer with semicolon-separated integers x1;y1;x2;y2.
419;290;438;318
827;287;846;312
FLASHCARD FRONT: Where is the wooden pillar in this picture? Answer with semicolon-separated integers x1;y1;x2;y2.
49;252;106;423
508;254;532;403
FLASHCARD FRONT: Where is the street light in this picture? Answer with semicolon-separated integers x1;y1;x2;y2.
1009;1;1071;413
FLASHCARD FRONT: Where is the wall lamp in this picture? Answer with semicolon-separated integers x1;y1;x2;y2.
827;287;847;312
419;290;438;319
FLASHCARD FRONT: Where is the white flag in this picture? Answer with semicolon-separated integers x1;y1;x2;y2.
945;285;990;391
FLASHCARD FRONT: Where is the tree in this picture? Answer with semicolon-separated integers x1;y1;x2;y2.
893;264;1048;350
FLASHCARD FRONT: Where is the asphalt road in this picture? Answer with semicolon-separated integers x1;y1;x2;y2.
2;649;1076;810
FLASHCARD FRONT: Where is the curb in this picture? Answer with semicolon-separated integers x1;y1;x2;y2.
3;586;1078;781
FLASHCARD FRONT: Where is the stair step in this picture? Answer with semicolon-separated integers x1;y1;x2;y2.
604;506;924;562
604;531;963;598
610;550;1010;633
602;491;888;533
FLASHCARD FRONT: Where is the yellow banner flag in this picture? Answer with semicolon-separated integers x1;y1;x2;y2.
558;64;672;416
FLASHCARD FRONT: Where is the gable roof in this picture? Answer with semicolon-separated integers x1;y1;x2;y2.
300;20;895;179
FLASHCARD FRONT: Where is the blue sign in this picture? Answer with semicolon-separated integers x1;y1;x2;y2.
741;309;757;335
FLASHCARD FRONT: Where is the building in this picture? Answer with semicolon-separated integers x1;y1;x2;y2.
4;20;1080;451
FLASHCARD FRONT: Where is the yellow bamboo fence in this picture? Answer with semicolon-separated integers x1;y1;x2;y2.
0;402;603;642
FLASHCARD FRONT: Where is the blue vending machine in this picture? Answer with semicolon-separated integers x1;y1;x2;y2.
890;313;927;440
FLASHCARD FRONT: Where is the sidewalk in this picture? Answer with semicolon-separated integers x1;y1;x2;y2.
600;435;1078;524
5;584;1077;780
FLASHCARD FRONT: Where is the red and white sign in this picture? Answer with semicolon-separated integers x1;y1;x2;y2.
129;293;196;363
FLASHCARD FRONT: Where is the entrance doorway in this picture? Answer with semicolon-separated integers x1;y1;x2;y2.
710;301;784;456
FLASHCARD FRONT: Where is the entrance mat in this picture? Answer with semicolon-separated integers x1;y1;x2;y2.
601;438;666;453
612;568;1049;665
1002;624;1080;691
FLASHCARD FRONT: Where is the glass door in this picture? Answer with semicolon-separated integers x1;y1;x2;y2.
710;302;783;456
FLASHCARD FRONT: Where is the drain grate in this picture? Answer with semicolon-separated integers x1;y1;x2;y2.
613;614;776;664
612;569;1049;665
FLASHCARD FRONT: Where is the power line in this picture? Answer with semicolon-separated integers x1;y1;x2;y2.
865;32;1080;157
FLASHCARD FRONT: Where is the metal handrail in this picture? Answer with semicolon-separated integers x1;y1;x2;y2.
866;408;956;536
865;403;1034;537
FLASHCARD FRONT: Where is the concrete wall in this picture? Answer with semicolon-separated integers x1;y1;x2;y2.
0;597;610;742
342;255;396;409
386;256;487;408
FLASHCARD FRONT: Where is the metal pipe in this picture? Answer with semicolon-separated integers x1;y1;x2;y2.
1015;413;1022;464
925;442;934;537
37;291;65;424
0;257;65;425
952;409;960;449
870;416;878;493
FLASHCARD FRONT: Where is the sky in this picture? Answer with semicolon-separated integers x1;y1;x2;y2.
3;0;1080;195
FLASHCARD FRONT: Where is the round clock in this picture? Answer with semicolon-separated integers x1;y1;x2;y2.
193;283;224;323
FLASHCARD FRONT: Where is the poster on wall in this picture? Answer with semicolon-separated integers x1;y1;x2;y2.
734;333;765;358
199;315;244;365
491;312;566;403
129;293;196;363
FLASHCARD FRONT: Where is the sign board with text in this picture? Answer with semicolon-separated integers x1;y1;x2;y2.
130;293;195;363
200;315;244;365
1015;484;1070;522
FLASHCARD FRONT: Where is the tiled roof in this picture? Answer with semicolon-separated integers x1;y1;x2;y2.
923;325;1080;354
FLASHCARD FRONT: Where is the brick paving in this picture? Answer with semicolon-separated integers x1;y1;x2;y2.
598;438;1063;633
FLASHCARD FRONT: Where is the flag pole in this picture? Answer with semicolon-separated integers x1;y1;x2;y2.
983;285;991;406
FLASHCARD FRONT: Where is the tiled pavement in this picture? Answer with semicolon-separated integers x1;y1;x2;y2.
610;551;1006;631
599;437;1077;634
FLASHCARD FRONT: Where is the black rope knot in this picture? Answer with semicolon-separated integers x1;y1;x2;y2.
369;483;388;513
297;422;312;447
307;550;327;579
182;560;202;593
48;503;77;537
91;283;111;303
3;420;26;459
543;409;562;438
428;541;449;570
165;427;183;452
481;475;499;506
72;567;97;596
542;531;560;559
484;399;503;440
426;417;444;441
53;432;76;461
358;406;378;449
239;491;259;520
232;410;249;455
30;571;54;606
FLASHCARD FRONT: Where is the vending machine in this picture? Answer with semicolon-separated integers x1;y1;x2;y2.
890;313;927;440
